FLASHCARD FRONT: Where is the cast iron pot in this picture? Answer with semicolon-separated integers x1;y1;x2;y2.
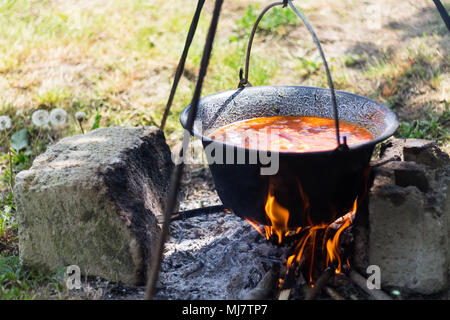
180;85;398;227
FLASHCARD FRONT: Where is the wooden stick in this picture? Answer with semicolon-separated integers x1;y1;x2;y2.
277;260;300;300
304;267;334;300
159;0;206;131
349;270;392;300
244;267;279;300
277;272;294;300
144;0;223;300
278;289;291;300
278;247;311;300
170;205;226;221
294;270;311;299
8;139;14;190
325;286;345;300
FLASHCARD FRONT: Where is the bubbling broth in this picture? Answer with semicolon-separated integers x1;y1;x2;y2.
209;116;373;152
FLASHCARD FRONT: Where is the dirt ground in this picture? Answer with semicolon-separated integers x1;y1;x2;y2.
263;0;449;119
1;0;448;143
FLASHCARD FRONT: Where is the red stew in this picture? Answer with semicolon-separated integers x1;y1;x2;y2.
209;116;373;152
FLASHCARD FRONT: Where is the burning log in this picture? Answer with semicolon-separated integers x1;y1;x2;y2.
304;267;334;300
349;270;392;300
277;262;298;300
277;259;311;300
246;180;359;299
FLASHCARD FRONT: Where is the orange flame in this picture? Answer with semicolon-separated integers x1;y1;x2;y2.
264;191;290;244
287;199;357;282
245;218;265;237
245;177;358;285
325;199;357;274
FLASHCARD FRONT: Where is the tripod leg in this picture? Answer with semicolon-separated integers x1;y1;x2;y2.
145;0;225;300
160;0;206;131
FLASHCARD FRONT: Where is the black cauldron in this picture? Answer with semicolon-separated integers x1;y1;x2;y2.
180;85;398;227
179;1;398;228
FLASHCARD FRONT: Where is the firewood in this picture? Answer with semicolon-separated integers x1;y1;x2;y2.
243;267;279;300
170;205;226;221
349;270;392;300
324;286;345;300
276;260;299;300
277;273;294;300
278;289;291;300
304;267;334;300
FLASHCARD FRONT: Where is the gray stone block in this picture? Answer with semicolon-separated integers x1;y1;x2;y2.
403;139;450;169
14;126;174;285
369;184;448;294
361;139;450;295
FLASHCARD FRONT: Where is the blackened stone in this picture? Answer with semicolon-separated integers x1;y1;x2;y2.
14;126;174;285
403;139;450;169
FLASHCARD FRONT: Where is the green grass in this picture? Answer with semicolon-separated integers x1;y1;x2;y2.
230;4;298;41
397;107;450;143
0;255;66;299
0;194;16;239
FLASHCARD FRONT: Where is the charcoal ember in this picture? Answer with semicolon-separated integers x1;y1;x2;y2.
330;273;367;300
247;267;263;288
156;210;289;300
180;261;204;278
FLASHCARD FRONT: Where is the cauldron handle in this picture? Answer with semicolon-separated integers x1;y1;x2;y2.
238;0;345;148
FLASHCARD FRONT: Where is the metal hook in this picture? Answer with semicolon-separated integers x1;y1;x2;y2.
237;1;284;89
238;68;252;88
286;0;342;147
238;0;343;148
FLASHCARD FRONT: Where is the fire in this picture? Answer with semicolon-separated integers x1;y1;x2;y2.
264;190;290;244
246;181;293;244
287;199;357;283
246;179;358;285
